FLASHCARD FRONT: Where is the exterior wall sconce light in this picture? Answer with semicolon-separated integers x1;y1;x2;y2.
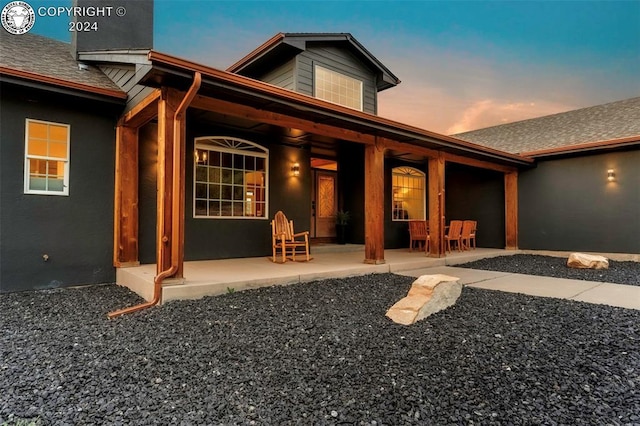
607;169;615;182
291;162;300;177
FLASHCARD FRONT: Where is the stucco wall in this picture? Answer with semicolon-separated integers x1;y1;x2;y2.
0;84;119;292
138;122;311;263
445;163;505;249
338;142;366;244
519;149;640;253
337;148;507;249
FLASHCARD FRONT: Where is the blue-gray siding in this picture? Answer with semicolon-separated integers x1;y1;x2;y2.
99;64;155;113
296;45;377;114
257;58;296;91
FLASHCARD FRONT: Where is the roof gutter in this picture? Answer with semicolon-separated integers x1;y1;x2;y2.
108;71;202;319
520;135;640;158
0;66;127;100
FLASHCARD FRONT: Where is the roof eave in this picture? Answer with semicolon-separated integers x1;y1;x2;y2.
521;135;640;158
0;66;127;101
226;33;286;73
148;50;530;167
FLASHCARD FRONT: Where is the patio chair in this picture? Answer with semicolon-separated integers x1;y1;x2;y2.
463;220;477;250
271;211;310;263
444;220;463;252
461;220;475;251
408;220;429;252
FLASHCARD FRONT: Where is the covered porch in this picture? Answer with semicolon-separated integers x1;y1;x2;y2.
110;51;532;315
117;247;514;304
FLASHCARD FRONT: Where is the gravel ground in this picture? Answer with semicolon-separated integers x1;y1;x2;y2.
457;254;640;286
1;274;639;425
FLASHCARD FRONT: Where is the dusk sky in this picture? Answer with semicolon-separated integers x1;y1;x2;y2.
27;0;640;134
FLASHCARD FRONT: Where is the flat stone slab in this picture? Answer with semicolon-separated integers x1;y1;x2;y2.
386;274;461;325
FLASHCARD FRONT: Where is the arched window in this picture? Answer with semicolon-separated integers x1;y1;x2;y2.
193;137;268;219
392;166;425;221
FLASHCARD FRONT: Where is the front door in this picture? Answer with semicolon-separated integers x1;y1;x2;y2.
311;169;338;239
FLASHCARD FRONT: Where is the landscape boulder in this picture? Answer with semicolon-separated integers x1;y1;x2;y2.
567;252;609;270
386;274;461;325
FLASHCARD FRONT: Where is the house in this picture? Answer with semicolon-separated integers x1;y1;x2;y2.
1;0;637;294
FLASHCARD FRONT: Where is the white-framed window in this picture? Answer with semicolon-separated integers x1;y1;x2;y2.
314;65;363;111
392;166;425;221
24;119;70;196
193;137;268;219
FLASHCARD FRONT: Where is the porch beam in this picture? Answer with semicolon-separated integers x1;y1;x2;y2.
381;138;439;159
191;95;376;145
113;124;139;267
443;152;517;173
505;171;519;250
156;87;183;277
380;138;518;173
364;138;385;264
122;89;161;128
428;152;446;257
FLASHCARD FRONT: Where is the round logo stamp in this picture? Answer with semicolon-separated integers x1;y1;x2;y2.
2;1;35;34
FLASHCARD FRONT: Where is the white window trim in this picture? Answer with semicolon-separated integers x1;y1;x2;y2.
24;119;70;196
313;64;364;111
392;166;426;222
193;136;269;219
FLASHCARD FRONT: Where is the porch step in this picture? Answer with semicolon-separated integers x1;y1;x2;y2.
311;243;365;254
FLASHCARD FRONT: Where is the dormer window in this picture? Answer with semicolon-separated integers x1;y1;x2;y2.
314;65;363;111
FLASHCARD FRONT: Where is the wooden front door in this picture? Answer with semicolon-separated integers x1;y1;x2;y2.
312;170;337;239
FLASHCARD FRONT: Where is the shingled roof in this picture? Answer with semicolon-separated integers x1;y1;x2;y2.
0;32;122;93
454;97;640;154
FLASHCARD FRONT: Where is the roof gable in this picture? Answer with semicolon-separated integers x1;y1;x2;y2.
227;32;400;92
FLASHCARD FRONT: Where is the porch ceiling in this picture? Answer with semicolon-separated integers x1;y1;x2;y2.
188;108;460;163
141;51;534;170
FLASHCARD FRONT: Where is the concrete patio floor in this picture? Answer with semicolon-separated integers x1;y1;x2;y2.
116;247;640;310
399;266;640;310
117;247;513;304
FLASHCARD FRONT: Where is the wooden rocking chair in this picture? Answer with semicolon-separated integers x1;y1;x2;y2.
271;211;310;263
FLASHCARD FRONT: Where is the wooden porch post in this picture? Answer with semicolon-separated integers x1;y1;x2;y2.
505;171;519;250
113;124;139;266
156;87;184;278
364;138;385;264
176;106;188;277
428;152;445;257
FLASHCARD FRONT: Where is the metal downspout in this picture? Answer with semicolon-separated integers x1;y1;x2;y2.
108;72;202;319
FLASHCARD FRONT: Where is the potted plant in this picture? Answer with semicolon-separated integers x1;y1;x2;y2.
335;210;350;244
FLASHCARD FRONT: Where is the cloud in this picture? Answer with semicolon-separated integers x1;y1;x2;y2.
375;39;630;134
445;99;574;134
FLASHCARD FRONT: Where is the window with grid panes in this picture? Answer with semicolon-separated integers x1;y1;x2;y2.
194;137;268;218
392;167;425;221
314;65;363;111
24;119;70;195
